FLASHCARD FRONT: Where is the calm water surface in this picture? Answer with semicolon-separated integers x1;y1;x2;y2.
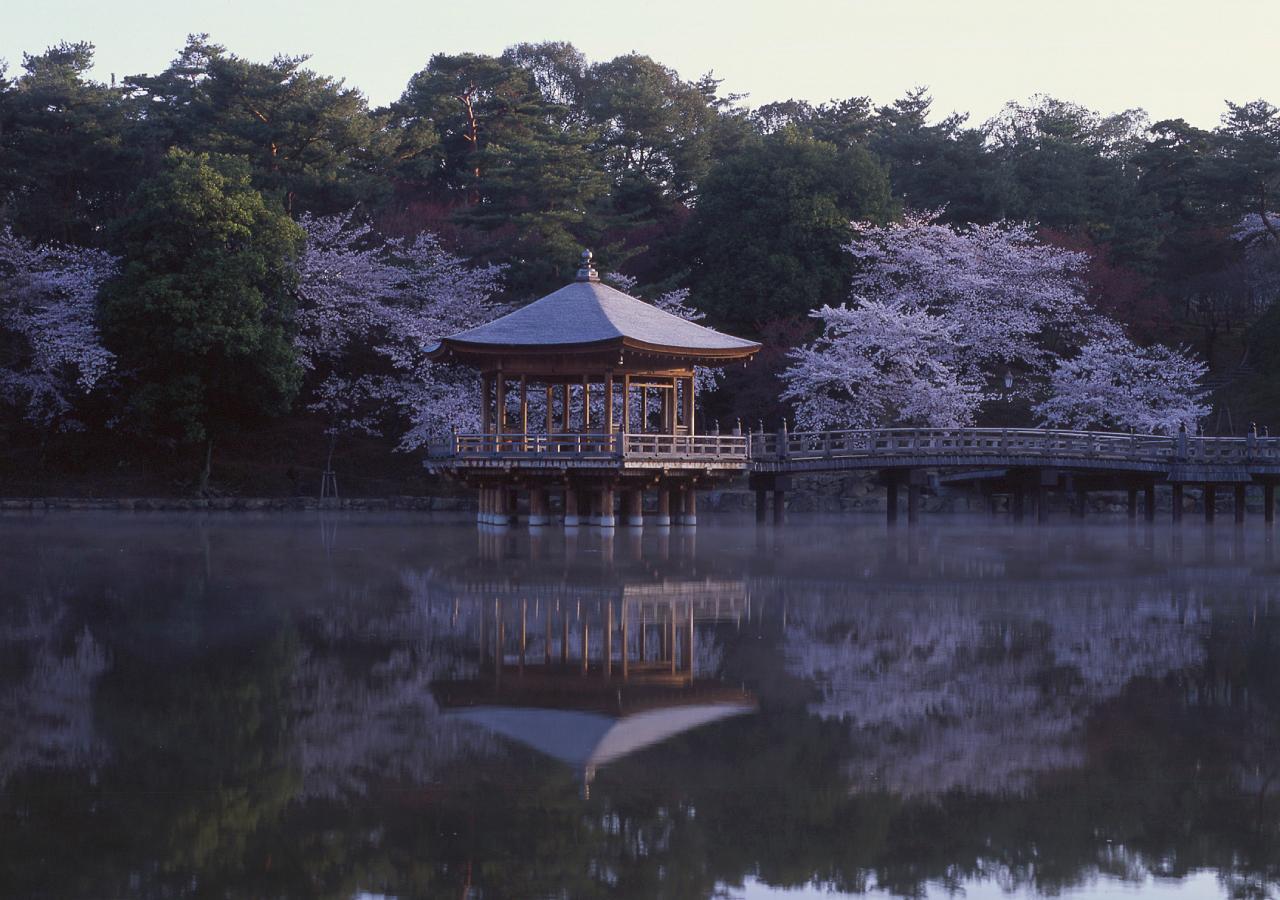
1;513;1278;899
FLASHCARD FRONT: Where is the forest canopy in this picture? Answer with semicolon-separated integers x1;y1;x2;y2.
2;35;1279;489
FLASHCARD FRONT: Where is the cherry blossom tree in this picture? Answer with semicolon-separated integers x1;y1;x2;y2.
781;300;988;429
780;213;1205;431
0;227;118;429
1033;335;1210;433
295;211;504;454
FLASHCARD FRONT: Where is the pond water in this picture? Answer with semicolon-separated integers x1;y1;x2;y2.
1;513;1278;899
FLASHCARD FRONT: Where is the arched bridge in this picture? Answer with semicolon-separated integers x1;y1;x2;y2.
427;427;1280;526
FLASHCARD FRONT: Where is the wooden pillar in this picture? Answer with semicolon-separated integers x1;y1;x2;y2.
1266;482;1276;525
528;488;549;526
604;602;613;678
907;481;921;526
582;376;591;432
1235;483;1247;524
494;375;506;436
1013;486;1026;523
621;602;629;680
545;604;553;665
519;599;527;672
622;375;631;434
1204;485;1216;523
641;386;649;432
772;489;786;526
684;488;698;527
1036;484;1049;524
1127;487;1138;519
624;488;644;527
1172;484;1184;523
519;375;528;436
653;488;672;527
545;386;553;435
1073;488;1086;520
581;617;589;675
561;383;570;433
687;601;695;675
604;371;614;436
667;485;684;527
564;485;580;527
756;489;768;524
481;373;493;434
599;485;616;528
886;479;899;526
1144;483;1156;522
561;609;569;665
669;603;678;674
691;374;698;434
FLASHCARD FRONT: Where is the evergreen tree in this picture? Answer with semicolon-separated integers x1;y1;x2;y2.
98;150;304;490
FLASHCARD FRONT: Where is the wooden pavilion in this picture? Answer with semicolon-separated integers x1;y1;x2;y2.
427;251;760;528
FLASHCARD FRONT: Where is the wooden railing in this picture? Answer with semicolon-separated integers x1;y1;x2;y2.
429;432;749;462
428;427;1280;467
749;427;1280;463
623;433;749;460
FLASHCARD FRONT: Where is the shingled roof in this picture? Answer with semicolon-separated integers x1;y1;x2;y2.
430;251;760;363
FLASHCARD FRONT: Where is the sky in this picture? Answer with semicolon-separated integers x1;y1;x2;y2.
3;0;1277;129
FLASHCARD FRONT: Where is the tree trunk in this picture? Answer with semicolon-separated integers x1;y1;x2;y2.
198;438;214;496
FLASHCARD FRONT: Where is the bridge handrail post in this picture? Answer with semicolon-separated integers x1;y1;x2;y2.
777;424;788;461
1176;427;1188;460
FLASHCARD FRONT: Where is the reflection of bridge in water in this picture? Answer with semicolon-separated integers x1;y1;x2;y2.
432;427;1280;528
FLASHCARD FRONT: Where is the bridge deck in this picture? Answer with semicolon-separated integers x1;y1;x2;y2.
428;427;1280;481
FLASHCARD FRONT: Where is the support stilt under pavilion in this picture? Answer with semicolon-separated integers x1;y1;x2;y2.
427;250;760;529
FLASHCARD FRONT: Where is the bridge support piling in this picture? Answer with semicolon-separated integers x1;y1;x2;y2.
528;487;549;526
773;489;786;526
1266;483;1276;525
1073;488;1087;520
598;485;616;528
1172;485;1184;523
907;483;921;526
1204;485;1216;524
755;489;767;525
1127;487;1138;520
1144;483;1156;523
886;480;899;526
673;486;692;527
564;486;580;527
1235;484;1247;525
624;488;645;527
682;490;698;527
1013;486;1026;523
651;488;671;527
1035;484;1048;524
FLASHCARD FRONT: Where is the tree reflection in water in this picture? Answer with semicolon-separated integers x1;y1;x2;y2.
0;514;1276;898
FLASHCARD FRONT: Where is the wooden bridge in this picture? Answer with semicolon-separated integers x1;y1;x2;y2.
427;427;1280;526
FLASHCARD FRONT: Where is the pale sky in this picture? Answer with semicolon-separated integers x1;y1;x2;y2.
3;0;1277;129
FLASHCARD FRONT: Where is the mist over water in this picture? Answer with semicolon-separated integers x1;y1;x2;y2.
1;513;1277;898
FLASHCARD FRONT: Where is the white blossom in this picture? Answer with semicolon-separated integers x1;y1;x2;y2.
0;227;118;429
1034;336;1210;433
295;211;504;449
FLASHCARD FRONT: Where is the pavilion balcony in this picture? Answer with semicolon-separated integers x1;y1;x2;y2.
429;432;750;467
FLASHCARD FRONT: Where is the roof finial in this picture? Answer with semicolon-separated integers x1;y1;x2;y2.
576;249;599;283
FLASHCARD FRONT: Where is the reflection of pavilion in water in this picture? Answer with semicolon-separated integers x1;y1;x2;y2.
429;573;756;792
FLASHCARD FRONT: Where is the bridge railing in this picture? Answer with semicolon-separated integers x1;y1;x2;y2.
429;428;1280;465
750;427;1280;463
